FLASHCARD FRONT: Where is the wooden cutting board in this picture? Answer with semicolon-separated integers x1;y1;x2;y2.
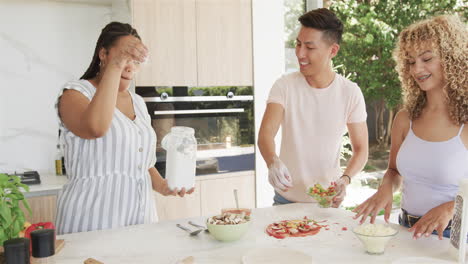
0;239;65;254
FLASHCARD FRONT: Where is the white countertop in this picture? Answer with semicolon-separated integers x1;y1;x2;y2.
53;203;459;264
24;174;68;198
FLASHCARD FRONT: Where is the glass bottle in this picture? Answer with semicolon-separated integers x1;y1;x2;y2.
54;144;63;176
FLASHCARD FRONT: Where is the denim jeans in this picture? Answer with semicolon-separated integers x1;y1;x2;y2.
273;192;294;206
398;213;451;238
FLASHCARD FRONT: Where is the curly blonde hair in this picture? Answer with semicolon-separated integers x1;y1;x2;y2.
393;14;467;125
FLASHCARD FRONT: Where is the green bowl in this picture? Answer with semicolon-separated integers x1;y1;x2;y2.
206;220;251;242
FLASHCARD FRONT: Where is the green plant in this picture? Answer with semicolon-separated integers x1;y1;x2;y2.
345;191;402;215
340;134;352;162
284;0;306;48
330;0;465;148
0;174;31;245
363;163;377;172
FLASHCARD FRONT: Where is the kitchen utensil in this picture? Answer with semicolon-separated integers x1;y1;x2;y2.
84;258;104;264
176;256;195;264
176;224;203;236
234;189;239;209
1;171;41;185
188;221;209;232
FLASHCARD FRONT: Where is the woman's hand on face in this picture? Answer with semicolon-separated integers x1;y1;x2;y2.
408;202;454;240
109;36;148;69
353;183;394;224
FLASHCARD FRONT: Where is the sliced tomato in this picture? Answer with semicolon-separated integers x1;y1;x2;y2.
266;225;288;239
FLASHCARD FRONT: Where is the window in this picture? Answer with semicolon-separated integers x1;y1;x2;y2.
284;0;306;73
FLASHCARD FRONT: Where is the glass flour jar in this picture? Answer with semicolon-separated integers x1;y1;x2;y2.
161;126;197;190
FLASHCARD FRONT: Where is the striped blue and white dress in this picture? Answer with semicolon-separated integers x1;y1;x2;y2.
55;79;158;235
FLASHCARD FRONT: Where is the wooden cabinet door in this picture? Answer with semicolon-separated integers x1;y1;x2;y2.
200;172;255;216
22;195;57;224
132;0;198;86
196;0;253;86
154;180;201;221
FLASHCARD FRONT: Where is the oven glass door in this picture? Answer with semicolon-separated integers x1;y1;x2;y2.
137;86;254;176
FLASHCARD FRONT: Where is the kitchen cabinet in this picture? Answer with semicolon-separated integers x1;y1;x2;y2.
132;0;197;86
155;171;255;221
196;0;253;86
154;181;201;220
199;172;255;216
21;195;57;224
132;0;253;86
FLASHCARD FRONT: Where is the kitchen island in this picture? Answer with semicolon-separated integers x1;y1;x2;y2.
54;203;456;263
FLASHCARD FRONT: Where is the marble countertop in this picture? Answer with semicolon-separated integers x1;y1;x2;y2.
24;174;68;198
53;203;457;264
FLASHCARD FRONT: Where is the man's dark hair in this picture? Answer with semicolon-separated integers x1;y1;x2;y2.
298;8;343;44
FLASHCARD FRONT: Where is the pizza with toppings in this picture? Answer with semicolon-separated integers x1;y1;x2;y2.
265;217;326;239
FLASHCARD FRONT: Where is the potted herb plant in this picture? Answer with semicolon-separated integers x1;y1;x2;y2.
0;173;32;261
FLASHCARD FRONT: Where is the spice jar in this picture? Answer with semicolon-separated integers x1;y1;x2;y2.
30;229;55;264
4;238;30;264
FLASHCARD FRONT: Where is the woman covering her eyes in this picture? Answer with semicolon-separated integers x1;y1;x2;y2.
353;14;468;240
55;22;194;235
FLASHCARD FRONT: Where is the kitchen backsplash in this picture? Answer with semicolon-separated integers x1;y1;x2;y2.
0;0;130;174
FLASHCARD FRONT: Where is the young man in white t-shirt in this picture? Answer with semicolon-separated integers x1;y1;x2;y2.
258;8;369;206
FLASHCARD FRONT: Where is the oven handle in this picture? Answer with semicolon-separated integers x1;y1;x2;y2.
144;95;253;102
153;108;245;115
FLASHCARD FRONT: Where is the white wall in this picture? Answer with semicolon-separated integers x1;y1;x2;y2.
252;0;285;208
0;1;112;174
112;0;132;24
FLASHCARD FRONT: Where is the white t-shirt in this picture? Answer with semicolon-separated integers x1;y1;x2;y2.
267;72;367;202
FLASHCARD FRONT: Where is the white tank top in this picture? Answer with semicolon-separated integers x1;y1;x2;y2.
397;122;468;216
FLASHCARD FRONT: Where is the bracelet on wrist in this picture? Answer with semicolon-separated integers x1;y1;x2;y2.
340;174;351;184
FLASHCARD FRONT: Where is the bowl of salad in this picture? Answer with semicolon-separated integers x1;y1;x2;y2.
307;182;337;208
206;212;251;242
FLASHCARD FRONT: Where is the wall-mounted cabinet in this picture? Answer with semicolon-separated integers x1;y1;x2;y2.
132;0;198;86
132;0;253;86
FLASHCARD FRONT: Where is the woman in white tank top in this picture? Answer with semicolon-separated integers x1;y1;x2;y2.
353;15;468;240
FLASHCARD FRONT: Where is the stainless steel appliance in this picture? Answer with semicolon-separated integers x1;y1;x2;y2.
1;171;41;185
136;86;255;177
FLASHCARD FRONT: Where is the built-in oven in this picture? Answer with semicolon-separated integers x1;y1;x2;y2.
136;86;255;177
